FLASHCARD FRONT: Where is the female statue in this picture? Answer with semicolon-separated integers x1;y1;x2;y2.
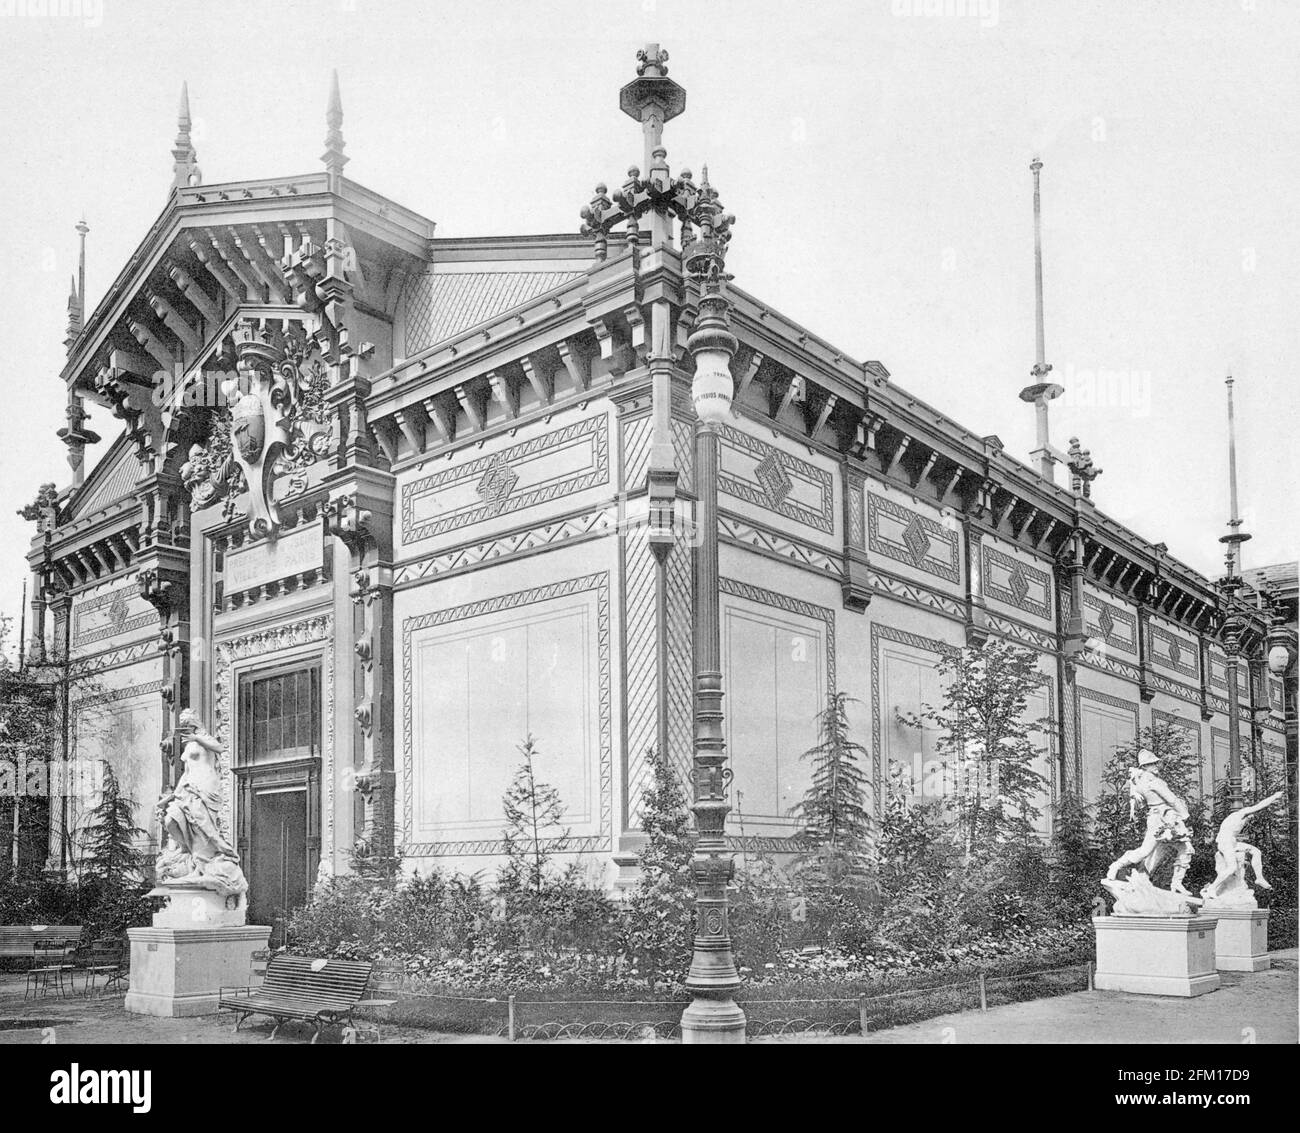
154;708;248;900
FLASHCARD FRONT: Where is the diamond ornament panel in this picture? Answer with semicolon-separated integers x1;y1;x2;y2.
902;513;932;565
754;451;794;508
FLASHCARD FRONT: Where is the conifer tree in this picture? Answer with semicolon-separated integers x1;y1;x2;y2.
620;745;695;975
78;760;148;891
500;734;569;894
790;691;872;884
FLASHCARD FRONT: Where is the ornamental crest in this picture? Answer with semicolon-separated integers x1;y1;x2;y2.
230;392;266;464
180;319;333;537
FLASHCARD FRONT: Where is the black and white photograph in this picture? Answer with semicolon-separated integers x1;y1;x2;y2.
0;0;1295;1105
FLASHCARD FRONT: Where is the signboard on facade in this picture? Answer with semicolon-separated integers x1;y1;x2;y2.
224;525;323;593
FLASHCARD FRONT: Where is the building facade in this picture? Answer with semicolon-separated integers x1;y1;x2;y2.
23;57;1295;928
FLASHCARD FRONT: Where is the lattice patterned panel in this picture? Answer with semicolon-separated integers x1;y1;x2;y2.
665;540;695;790
622;415;652;492
623;539;695;827
620;414;695;495
623;538;659;825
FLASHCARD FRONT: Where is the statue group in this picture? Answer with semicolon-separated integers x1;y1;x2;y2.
1102;747;1281;916
153;708;249;903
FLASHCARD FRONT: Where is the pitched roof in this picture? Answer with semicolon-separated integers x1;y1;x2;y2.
400;270;584;356
1243;562;1298;595
66;432;139;521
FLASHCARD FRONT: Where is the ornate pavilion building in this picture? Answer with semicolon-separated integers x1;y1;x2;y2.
23;53;1295;927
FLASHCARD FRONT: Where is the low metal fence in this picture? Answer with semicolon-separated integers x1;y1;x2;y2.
372;958;1096;1040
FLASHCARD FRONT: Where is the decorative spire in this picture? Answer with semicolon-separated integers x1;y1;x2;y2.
1219;376;1251;579
1019;156;1064;482
619;43;686;247
75;216;88;320
63;273;81;353
171;81;201;189
63;218;89;353
323;69;348;181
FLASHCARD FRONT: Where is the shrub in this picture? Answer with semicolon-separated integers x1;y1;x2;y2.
618;746;695;977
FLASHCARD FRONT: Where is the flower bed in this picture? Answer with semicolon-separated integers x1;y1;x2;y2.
354;924;1095;1038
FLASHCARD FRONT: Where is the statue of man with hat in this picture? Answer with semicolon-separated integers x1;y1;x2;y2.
1104;747;1194;896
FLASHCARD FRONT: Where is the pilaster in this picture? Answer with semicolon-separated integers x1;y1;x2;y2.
323;468;396;867
841;462;871;612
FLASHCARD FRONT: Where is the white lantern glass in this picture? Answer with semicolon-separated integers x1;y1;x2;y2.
692;349;734;423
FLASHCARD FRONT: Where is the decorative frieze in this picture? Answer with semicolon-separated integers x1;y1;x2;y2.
983;613;1057;653
1083;592;1138;655
73;581;153;648
1076;648;1144;685
982;545;1051;620
1147;621;1200;681
395;507;615;587
867;567;966;619
401;415;609;544
717;424;833;534
719;513;841;578
866;491;960;584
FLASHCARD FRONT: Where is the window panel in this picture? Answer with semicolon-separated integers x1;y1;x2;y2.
239;665;321;765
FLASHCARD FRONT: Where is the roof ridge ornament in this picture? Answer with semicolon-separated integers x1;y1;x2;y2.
1065;435;1102;500
323;69;348;183
172;81;201;189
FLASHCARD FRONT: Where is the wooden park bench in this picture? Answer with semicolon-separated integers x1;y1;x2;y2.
218;955;373;1043
0;925;82;967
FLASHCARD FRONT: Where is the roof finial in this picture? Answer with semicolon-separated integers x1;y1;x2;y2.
75;216;88;319
619;44;686;249
1019;156;1064;482
63;216;89;353
323;69;348;182
1219;376;1251;578
171;81;201;189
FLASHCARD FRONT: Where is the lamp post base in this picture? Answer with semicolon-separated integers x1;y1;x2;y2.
680;996;747;1043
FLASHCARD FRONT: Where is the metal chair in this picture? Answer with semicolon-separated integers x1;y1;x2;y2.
25;941;73;999
81;938;128;996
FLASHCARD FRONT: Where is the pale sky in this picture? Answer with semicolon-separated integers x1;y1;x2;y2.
1;0;1296;657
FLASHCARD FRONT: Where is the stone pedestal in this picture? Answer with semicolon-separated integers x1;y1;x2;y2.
1093;915;1220;997
1211;908;1270;972
124;883;268;1017
125;925;271;1017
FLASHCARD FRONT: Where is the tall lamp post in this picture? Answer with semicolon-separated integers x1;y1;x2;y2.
583;45;747;1042
1265;592;1298;843
680;172;746;1043
1218;376;1251;811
